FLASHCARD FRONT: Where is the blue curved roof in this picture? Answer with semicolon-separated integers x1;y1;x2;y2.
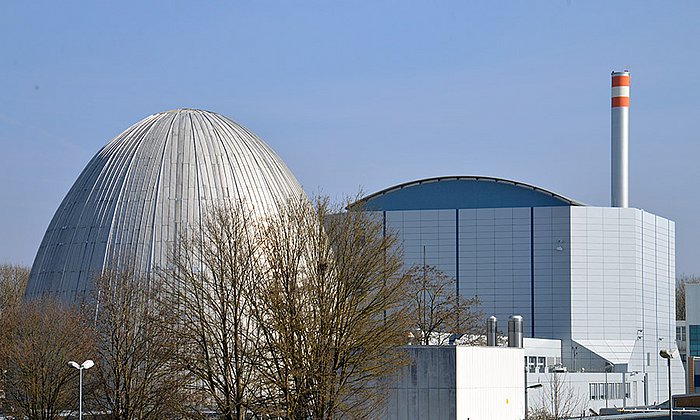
353;176;584;211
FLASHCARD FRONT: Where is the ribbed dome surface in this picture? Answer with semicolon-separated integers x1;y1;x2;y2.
26;109;303;302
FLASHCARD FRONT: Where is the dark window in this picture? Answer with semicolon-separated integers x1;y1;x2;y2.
690;325;700;357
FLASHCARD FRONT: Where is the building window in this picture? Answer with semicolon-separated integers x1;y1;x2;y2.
677;326;687;342
590;383;627;400
537;357;546;373
528;356;537;373
690;325;700;357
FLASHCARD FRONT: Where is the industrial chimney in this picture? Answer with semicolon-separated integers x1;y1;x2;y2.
611;70;630;208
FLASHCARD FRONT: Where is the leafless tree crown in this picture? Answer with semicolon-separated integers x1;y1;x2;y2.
88;267;192;420
0;264;29;318
165;203;265;420
530;372;584;420
676;273;700;321
163;197;411;419
0;298;92;420
404;263;482;346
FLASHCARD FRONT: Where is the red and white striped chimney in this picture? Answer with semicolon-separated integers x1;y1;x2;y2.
611;70;630;208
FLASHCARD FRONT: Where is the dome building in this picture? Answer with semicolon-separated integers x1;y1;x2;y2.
26;109;303;302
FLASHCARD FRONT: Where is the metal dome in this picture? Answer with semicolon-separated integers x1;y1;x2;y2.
26;109;304;302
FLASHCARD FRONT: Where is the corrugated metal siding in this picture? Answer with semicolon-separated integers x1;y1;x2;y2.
26;109;303;303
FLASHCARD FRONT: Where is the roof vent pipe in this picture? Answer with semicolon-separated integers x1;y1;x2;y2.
611;70;630;208
508;315;523;348
487;316;498;346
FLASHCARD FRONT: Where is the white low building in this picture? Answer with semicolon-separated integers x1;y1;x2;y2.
386;346;524;420
385;339;652;419
525;337;648;415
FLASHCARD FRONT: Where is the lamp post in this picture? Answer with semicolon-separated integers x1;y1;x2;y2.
524;364;543;419
68;359;94;420
525;382;543;419
621;371;640;409
604;362;614;409
659;350;673;420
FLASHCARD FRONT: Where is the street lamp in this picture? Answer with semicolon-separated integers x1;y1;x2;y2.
604;362;614;409
68;359;94;420
525;382;543;419
659;349;673;420
622;371;639;409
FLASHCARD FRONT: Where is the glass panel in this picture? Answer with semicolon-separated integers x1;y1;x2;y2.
691;326;700;356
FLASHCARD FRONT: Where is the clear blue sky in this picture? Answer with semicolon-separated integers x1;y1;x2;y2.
2;1;699;273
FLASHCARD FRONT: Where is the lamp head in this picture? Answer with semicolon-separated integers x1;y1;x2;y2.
82;360;94;370
68;361;80;369
660;349;673;359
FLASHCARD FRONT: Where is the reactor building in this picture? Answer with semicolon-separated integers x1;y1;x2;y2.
25;108;304;302
354;70;684;404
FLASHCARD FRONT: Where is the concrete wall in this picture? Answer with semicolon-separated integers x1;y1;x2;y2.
386;346;524;420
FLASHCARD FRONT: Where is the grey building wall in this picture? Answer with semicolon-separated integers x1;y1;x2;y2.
383;205;682;403
385;206;571;339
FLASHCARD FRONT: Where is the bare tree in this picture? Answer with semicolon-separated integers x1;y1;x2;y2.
676;273;700;321
530;372;584;420
0;264;29;414
252;196;410;419
165;203;264;420
87;267;192;420
404;263;482;346
0;264;29;318
0;298;93;420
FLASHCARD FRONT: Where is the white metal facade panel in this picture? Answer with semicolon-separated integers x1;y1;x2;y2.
569;207;683;403
455;346;524;420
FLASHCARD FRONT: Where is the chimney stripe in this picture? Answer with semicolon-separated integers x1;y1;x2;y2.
612;97;630;108
612;75;630;87
612;86;630;97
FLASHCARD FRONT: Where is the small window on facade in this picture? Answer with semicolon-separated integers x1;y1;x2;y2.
528;356;537;373
691;326;700;356
589;383;597;400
